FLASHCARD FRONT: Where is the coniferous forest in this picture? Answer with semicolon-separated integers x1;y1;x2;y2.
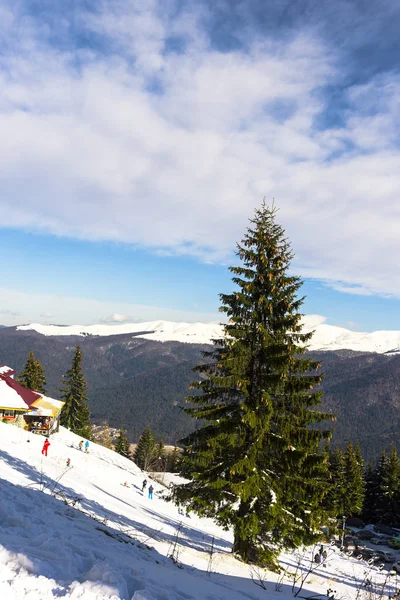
2;328;400;462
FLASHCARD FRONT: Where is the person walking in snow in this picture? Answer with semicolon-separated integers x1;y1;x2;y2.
41;438;50;457
84;440;89;454
148;484;154;499
78;440;84;451
142;479;147;492
66;458;71;467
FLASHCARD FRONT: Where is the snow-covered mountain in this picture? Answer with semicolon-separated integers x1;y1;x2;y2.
0;422;395;599
17;317;400;354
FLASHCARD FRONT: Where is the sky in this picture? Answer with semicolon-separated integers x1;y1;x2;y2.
1;0;400;331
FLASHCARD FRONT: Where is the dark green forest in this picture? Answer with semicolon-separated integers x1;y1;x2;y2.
1;326;399;461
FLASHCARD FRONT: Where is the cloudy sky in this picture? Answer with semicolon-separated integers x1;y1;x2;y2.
1;0;399;330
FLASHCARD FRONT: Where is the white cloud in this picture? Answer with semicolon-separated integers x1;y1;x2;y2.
301;314;327;329
0;287;221;326
100;313;134;323
0;2;399;297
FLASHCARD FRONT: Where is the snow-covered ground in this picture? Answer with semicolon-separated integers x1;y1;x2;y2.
1;423;399;599
16;318;400;354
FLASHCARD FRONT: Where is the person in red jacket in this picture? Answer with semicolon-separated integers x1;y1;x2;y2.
41;439;50;457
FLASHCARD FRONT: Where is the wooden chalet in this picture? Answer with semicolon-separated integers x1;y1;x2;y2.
0;365;64;435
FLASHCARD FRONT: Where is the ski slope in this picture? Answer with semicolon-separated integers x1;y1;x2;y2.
0;423;398;599
16;318;400;354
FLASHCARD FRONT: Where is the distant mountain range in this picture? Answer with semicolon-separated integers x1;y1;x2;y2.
17;318;400;354
1;320;400;461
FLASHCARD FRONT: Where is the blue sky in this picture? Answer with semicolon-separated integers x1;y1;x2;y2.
0;0;400;330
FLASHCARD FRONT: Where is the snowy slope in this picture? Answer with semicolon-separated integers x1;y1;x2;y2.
17;318;400;354
0;423;398;600
17;321;222;346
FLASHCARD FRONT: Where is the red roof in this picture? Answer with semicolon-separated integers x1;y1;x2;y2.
0;371;41;407
0;365;16;377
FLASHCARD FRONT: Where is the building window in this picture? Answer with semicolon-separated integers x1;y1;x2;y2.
1;410;16;417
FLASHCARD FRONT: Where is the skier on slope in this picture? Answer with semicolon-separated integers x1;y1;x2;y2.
84;440;89;453
41;439;50;457
142;479;147;492
148;484;154;499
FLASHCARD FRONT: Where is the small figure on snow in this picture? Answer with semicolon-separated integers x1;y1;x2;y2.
41;438;50;457
142;479;147;492
66;458;71;467
123;481;129;487
78;440;84;451
148;485;154;499
84;440;89;454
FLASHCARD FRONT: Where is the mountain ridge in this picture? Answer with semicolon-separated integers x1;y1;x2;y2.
15;318;400;354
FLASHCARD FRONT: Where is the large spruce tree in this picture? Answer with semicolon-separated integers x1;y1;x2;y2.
18;350;46;393
60;346;92;438
173;203;333;565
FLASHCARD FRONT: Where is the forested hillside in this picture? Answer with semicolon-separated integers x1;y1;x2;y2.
0;326;398;460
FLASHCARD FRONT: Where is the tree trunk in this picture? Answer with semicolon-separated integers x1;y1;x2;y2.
232;531;253;562
232;500;255;563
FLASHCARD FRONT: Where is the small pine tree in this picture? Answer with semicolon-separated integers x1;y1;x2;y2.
351;443;366;515
374;450;389;523
115;428;131;458
326;447;346;516
327;444;365;518
173;202;333;566
155;439;166;471
60;346;92;438
362;460;379;523
134;427;158;471
18;351;46;393
166;445;180;473
379;447;400;526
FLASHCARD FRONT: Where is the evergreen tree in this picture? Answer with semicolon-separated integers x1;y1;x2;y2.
60;346;92;438
342;443;365;517
173;203;333;565
351;443;366;515
362;460;379;523
134;427;158;471
154;439;166;471
379;447;400;526
325;444;365;519
166;445;181;473
115;428;131;458
18;350;46;393
374;450;389;523
326;447;346;516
